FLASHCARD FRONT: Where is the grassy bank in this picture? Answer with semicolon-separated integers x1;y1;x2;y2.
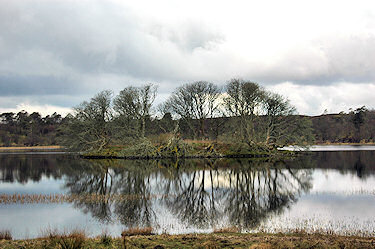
1;232;375;248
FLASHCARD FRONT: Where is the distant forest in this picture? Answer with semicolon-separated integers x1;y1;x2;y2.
0;111;63;146
0;106;373;148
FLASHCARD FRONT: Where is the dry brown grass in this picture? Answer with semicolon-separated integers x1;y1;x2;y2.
39;227;60;240
38;229;86;249
0;193;172;205
121;227;153;237
201;240;221;249
57;230;86;249
0;145;61;150
213;227;240;233
0;230;12;240
1;232;375;248
249;242;272;249
98;231;113;246
121;227;153;249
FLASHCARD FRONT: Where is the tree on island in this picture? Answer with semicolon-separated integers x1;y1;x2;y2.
112;84;157;142
162;81;221;140
58;79;314;153
60;90;113;151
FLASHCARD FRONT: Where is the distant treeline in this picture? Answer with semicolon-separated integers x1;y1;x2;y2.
0;111;63;146
312;106;374;143
1;110;372;147
0;80;373;148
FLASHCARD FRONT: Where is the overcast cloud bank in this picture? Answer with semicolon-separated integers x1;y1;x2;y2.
1;0;375;116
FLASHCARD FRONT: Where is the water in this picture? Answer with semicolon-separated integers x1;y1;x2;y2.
1;148;375;239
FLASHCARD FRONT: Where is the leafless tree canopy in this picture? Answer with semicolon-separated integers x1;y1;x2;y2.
58;79;313;151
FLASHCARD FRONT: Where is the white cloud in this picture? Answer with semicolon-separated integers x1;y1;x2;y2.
268;82;375;115
0;103;72;117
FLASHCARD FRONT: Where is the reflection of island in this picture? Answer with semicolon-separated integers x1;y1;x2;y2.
2;151;375;230
61;159;313;230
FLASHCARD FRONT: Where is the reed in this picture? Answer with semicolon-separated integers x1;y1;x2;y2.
57;230;86;249
99;231;112;246
0;230;12;240
0;193;172;204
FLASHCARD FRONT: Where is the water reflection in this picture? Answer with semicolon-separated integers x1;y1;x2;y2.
62;162;312;229
293;151;375;178
1;151;375;238
159;165;313;229
0;154;64;183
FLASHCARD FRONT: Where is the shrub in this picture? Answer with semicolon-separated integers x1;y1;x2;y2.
158;136;191;158
120;138;157;157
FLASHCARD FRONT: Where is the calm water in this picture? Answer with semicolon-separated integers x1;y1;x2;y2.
1;147;375;239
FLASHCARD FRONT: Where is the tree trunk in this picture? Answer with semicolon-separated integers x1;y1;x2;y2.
141;116;145;138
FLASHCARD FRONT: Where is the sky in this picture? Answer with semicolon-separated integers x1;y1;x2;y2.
1;0;375;116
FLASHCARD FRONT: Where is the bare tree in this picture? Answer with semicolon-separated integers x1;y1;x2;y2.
113;84;157;139
164;81;220;139
113;87;140;118
260;92;313;147
224;79;264;143
113;87;141;141
61;90;113;151
261;92;295;145
139;84;157;138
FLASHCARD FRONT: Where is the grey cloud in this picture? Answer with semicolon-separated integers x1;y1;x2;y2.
0;74;83;96
0;94;80;109
246;34;375;85
0;0;225;97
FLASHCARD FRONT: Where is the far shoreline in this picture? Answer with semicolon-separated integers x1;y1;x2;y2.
0;146;62;151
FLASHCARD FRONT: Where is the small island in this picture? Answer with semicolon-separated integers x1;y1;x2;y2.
58;79;315;159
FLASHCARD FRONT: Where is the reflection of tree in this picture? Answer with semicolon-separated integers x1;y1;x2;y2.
62;160;156;227
223;166;312;229
354;157;365;178
64;163;114;223
162;159;313;229
114;170;155;227
164;170;220;228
